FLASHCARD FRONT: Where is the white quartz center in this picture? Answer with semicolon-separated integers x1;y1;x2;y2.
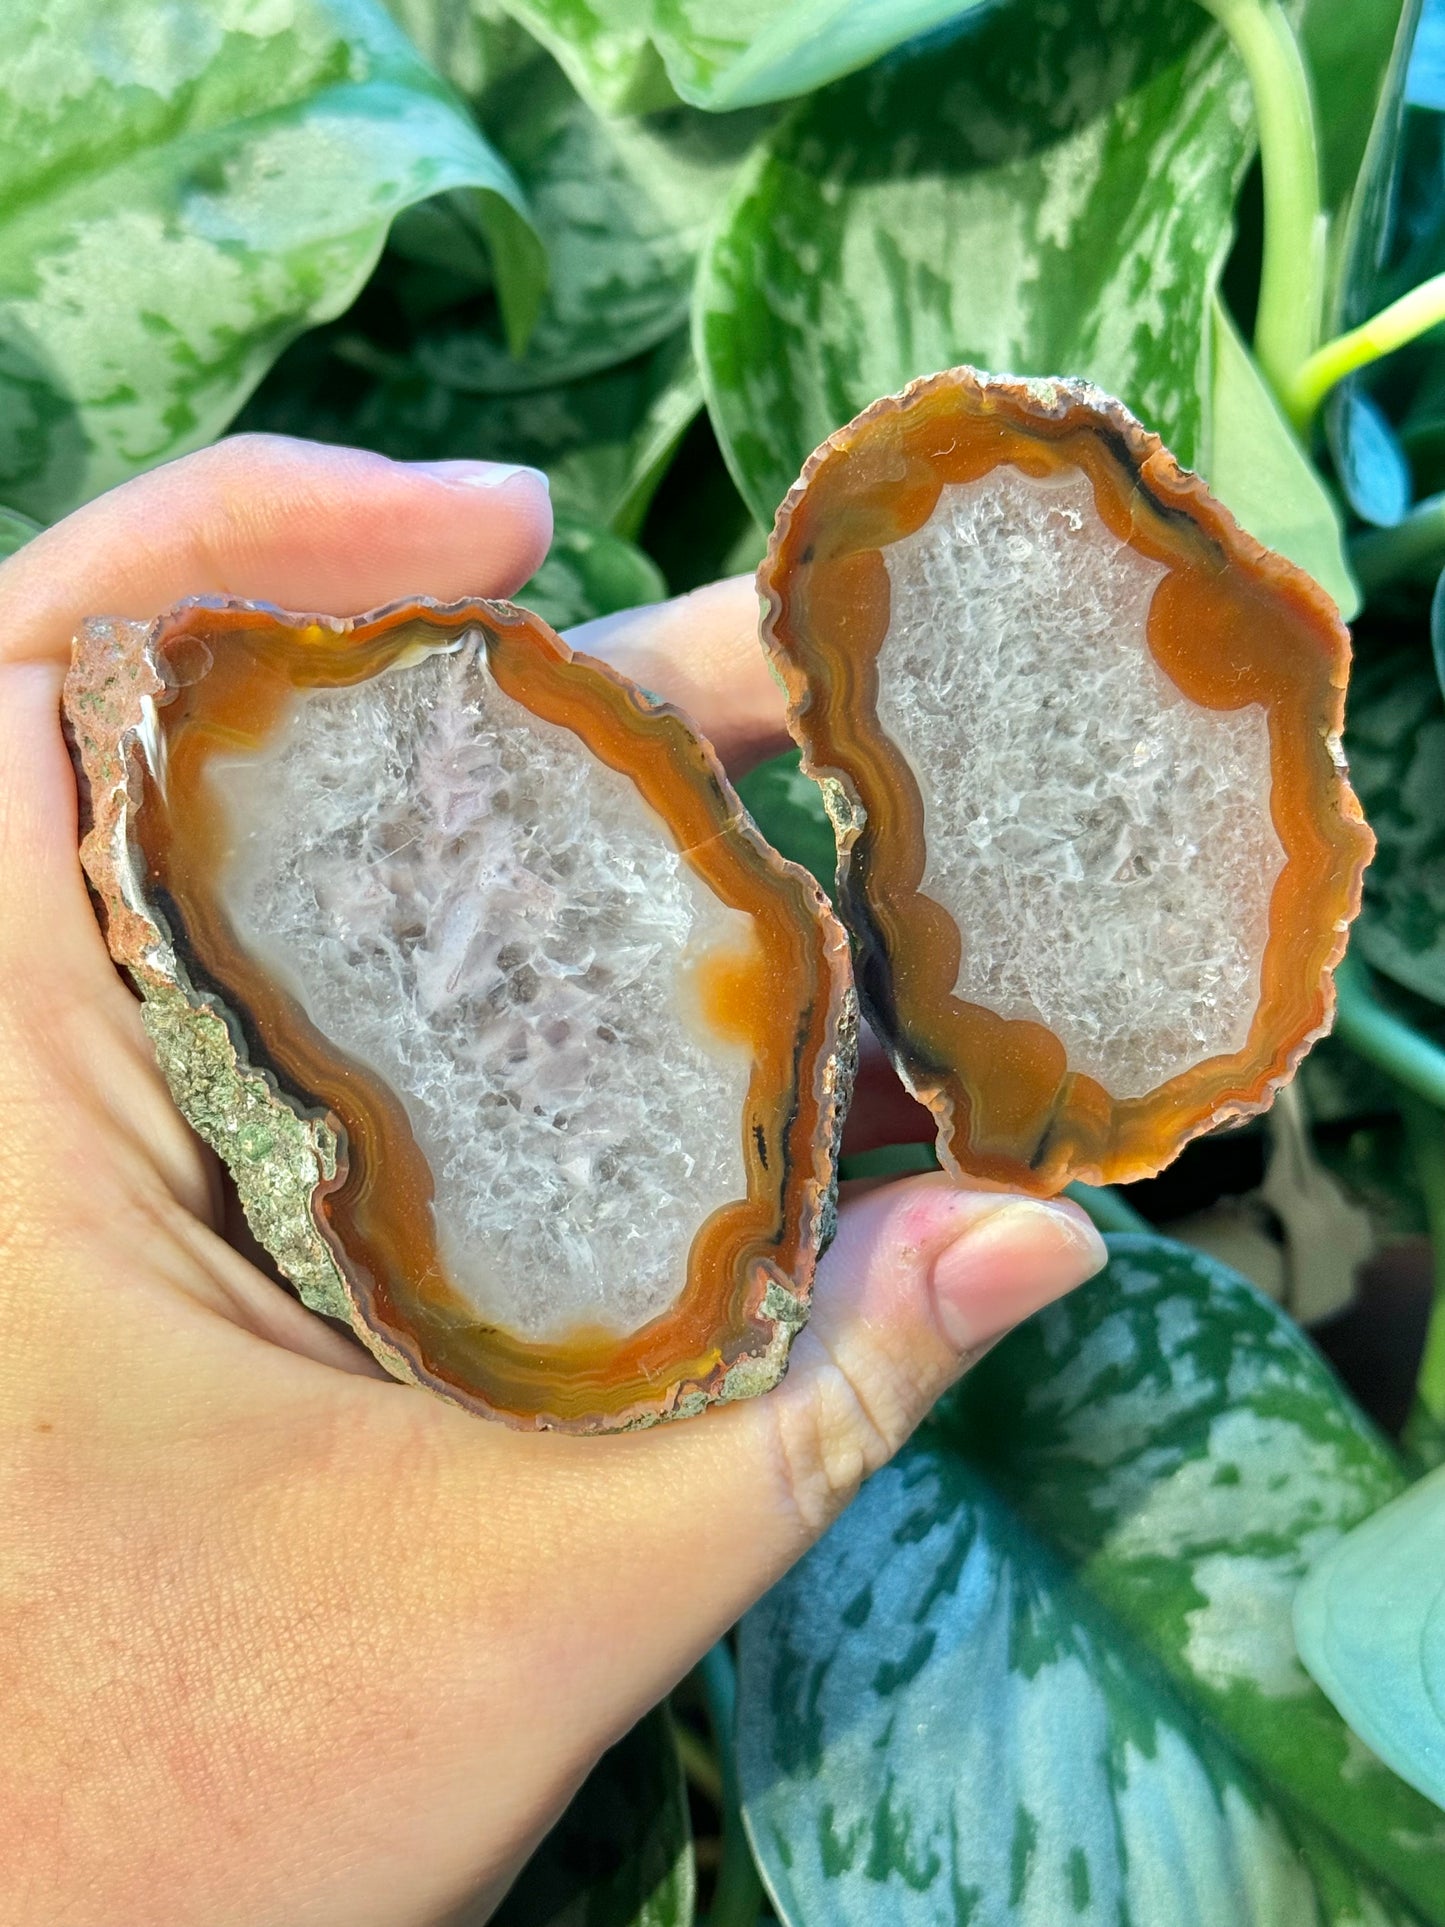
876;465;1284;1099
210;638;754;1342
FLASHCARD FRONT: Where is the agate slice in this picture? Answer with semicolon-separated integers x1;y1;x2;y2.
65;599;854;1430
758;367;1373;1195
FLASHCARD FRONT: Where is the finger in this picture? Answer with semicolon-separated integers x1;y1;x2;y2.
0;434;553;667
567;575;790;775
406;1176;1106;1888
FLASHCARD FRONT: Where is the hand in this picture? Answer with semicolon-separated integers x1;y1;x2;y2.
0;436;1106;1927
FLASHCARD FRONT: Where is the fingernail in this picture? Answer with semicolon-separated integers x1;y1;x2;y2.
406;459;550;494
930;1200;1107;1353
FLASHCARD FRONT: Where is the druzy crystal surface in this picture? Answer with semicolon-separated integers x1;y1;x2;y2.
214;645;752;1343
876;465;1285;1100
759;365;1373;1194
65;597;854;1430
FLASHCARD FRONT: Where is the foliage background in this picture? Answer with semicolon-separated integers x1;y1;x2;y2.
10;0;1445;1921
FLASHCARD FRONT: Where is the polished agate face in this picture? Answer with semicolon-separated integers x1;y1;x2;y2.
876;465;1285;1100
212;640;754;1343
67;597;852;1429
758;365;1372;1194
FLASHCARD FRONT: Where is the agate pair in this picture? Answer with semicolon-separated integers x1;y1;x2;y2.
64;369;1372;1431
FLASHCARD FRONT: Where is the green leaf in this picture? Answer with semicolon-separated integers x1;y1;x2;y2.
380;0;537;101
0;504;41;561
1296;1461;1445;1814
697;0;1255;530
0;0;543;523
645;0;994;113
1304;0;1413;279
450;1705;694;1926
735;749;837;899
1346;631;1445;1003
523;510;667;630
1205;299;1360;615
416;51;772;391
740;1237;1445;1924
1326;382;1413;527
240;322;701;533
490;0;995;115
491;0;677;117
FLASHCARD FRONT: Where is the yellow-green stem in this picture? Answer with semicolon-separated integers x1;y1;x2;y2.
1197;0;1326;398
1285;271;1445;428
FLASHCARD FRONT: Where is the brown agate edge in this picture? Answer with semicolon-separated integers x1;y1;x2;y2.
757;366;1374;1196
64;597;856;1431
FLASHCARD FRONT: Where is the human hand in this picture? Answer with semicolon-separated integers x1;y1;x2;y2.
0;436;1106;1927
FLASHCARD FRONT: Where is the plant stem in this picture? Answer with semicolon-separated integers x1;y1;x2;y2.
1285;271;1445;428
1333;954;1445;1111
1197;0;1325;399
673;1719;724;1807
1401;1094;1445;1426
1064;1181;1152;1235
699;1641;763;1927
1351;490;1445;592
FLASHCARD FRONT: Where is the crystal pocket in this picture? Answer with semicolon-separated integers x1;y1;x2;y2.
65;598;855;1430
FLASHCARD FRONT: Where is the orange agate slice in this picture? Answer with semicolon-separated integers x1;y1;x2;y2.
757;367;1373;1195
65;598;854;1430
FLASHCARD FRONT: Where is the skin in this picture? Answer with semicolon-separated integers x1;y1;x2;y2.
0;435;1106;1927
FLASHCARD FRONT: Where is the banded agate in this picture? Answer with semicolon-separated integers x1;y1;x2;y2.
758;367;1373;1195
65;598;854;1429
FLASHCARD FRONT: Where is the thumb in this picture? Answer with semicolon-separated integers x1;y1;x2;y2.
747;1173;1109;1537
474;1176;1106;1790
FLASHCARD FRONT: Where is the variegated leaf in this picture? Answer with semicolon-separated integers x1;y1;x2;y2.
239;323;701;533
0;505;40;562
0;0;542;523
1297;1462;1445;1816
739;1238;1445;1925
416;49;772;392
489;0;994;116
529;510;667;630
696;0;1367;595
1345;632;1445;1003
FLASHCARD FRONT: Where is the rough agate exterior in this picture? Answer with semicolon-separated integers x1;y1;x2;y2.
64;598;855;1429
758;367;1373;1194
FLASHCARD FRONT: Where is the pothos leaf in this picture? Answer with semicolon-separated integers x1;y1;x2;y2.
416;51;773;392
1296;1461;1445;1816
1205;300;1360;615
380;0;537;101
696;0;1256;529
450;1705;694;1927
740;1238;1445;1926
0;503;41;561
643;0;995;113
525;511;667;630
489;0;677;117
0;0;543;523
238;323;701;533
735;749;837;900
490;0;995;116
1346;630;1445;1003
696;0;1372;599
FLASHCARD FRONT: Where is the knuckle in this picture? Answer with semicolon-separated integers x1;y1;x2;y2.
764;1340;934;1540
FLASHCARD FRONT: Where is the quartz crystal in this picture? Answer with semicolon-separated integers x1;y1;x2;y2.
758;366;1373;1194
65;599;854;1429
877;465;1283;1100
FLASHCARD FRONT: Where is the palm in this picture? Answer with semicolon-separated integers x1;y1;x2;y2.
0;436;1102;1927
